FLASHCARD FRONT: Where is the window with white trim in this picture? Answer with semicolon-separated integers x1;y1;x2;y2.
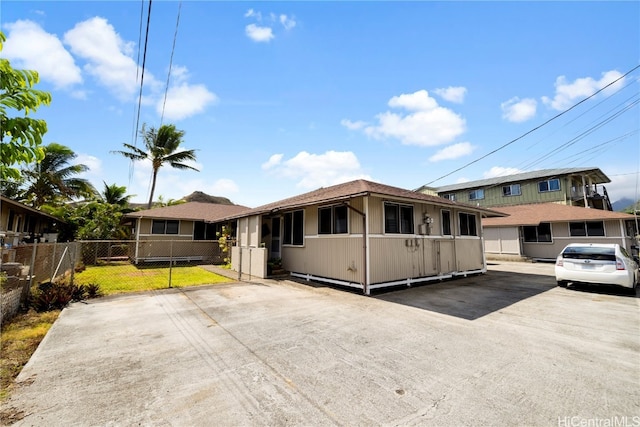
569;221;604;237
538;178;560;193
502;184;521;197
458;212;477;236
384;202;414;234
442;193;456;201
523;222;552;242
152;220;179;234
283;210;304;245
469;189;484;201
318;205;348;234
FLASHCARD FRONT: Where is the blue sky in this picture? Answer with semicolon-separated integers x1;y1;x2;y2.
3;1;639;207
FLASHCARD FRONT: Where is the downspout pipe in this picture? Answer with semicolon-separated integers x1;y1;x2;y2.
343;202;368;295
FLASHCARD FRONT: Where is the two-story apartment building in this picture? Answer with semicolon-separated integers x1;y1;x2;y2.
418;167;612;211
416;168;639;261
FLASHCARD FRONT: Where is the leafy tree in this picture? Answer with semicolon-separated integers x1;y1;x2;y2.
0;31;52;181
22;142;96;207
152;194;185;208
43;201;127;241
112;124;198;209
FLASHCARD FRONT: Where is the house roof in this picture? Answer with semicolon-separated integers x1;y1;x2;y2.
0;196;64;223
227;179;505;219
482;203;636;227
125;202;251;223
430;167;610;193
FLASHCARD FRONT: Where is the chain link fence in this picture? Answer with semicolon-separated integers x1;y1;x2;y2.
1;239;230;323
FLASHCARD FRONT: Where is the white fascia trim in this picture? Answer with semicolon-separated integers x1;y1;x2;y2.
291;268;486;292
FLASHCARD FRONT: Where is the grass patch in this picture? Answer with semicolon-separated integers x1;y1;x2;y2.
1;310;60;402
74;263;233;295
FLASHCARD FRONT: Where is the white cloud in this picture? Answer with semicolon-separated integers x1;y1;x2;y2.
388;90;438;111
434;86;467;104
209;179;239;195
264;151;372;189
71;90;89;100
3;20;82;88
244;9;261;20
262;154;284;170
542;70;624;111
364;90;466;146
348;90;465;147
76;154;103;177
64;17;155;100
501;97;537;123
245;24;274;42
280;14;296;30
483;166;524;179
428;142;475;162
604;173;640;203
157;83;217;121
341;119;367;130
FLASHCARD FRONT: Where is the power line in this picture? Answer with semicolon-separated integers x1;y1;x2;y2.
160;1;183;126
128;0;147;185
134;0;153;149
424;64;640;186
519;96;640;170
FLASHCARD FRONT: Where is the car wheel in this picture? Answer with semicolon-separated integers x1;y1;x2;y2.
557;280;568;288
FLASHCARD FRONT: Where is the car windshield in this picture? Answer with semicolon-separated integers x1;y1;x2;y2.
562;246;616;261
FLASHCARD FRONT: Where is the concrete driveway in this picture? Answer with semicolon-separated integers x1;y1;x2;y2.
2;262;638;426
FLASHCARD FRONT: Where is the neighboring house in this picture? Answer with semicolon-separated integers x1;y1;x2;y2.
124;202;250;263
227;179;504;294
1;196;62;262
418;167;613;210
482;203;639;261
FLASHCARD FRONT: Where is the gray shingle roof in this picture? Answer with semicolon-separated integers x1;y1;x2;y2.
433;167;610;193
125;202;250;223
482;203;635;227
227;179;505;219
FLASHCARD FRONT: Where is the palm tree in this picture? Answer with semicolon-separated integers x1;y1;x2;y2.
112;124;198;209
100;182;132;207
22;142;96;207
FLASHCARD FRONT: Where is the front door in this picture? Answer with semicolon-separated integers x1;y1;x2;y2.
270;217;281;259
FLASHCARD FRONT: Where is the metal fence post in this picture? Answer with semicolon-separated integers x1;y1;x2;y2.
28;240;38;294
69;242;77;286
50;242;57;282
168;240;173;288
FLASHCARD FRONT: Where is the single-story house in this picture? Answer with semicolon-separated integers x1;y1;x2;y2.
482;203;639;261
124;202;250;263
226;179;504;294
1;196;62;262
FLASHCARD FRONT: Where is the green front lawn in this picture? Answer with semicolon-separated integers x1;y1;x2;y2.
74;263;233;295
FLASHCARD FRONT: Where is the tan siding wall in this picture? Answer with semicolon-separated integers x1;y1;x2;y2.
604;220;622;237
483;227;521;255
455;238;484;271
238;217;251;246
248;215;260;247
367;197;383;235
522;220;627;258
247;195;488;285
282;236;364;283
368;236;438;283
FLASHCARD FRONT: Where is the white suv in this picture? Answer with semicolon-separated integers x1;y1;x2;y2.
555;243;638;289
